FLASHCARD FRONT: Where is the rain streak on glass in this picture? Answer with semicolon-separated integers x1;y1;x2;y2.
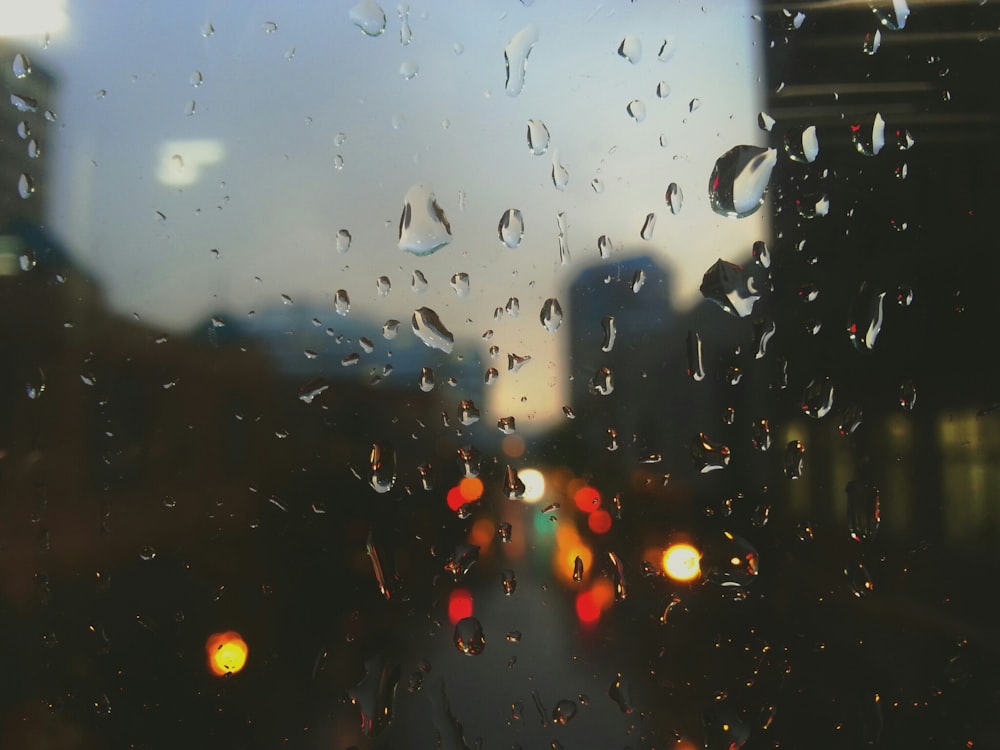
398;184;451;255
498;209;524;248
411;307;454;353
708;145;777;218
526;118;550;155
504;24;538;97
539;298;563;332
349;0;387;36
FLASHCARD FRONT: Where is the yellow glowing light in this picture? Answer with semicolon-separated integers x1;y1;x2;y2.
206;631;248;676
518;469;545;502
662;544;701;582
554;525;592;585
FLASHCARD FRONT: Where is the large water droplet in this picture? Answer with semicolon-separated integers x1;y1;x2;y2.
450;272;470;298
700;259;762;318
848;283;886;351
504;24;538;96
588;367;614;396
454;617;485;655
336;229;352;253
18;173;35;199
847;480;880;542
349;0;387;36
692;433;731;473
526;118;550;155
457;399;480;426
708;145;777;218
411;269;428;293
498;209;524;248
626;99;646;123
411;308;453;353
504;465;526;500
334;289;351;316
369;441;397;493
540;298;563;332
12;53;31;79
640;213;656;240
802;377;834;418
552;700;577;725
869;0;910;30
665;183;683;214
617;35;641;63
785;125;819;163
398;184;451;255
600;316;617;352
785;440;805;479
853;112;886;156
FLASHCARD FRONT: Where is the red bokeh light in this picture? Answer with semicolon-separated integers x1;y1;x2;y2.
448;588;473;624
575;591;601;625
588;508;612;534
446;486;465;511
574;486;601;513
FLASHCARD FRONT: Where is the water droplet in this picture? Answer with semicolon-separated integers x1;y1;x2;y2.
631;269;646;293
640;213;656;240
399;60;418;79
700;259;762;318
371;276;390;298
598;234;613;259
626;99;646;123
617;34;641;63
398;184;451;255
688;97;701;112
588;367;615;396
336;229;352;253
802;377;834;418
665;183;683;214
656;81;670;98
349;0;387;36
540;298;563;332
382;319;400;339
659;132;669;147
899;379;917;411
687;331;705;381
869;0;909;30
26;366;46;399
864;28;882;55
333;153;344;169
591;177;604;193
758;111;776;131
484;368;498;385
453;616;485;654
845;562;875;597
853;112;886;156
704;705;751;750
262;20;278;33
504;465;526;500
417;367;435;392
368;442;397;494
12;53;31;79
411;307;454;353
498;522;512;543
848;283;886;352
551;151;569;190
785;440;805;479
657;37;676;62
342;353;360;367
526;118;550;155
785;125;819;163
139;546;157;561
18;248;35;272
753;317;776;360
609;674;633;714
552;700;577;725
450;272;470;298
10;94;37;113
334;289;350;316
348;655;400;736
457;399;480;426
201;22;215;37
692;433;730;473
444;543;480;579
600;316;617;352
18;173;35;199
507;353;531;372
505;297;520;318
190;70;203;87
703;531;759;588
409;269;428;294
562;405;575;419
708;145;777;218
501;569;517;595
497;416;516;434
572;556;584;582
498;209;524;248
504;24;538;96
847;480;880;542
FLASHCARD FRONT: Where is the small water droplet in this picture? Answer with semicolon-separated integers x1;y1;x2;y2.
631;269;646;293
617;34;641;63
498;522;512;543
562;405;576;419
572;556;584;582
334;289;351;316
504;465;526;500
201;22;215;37
540;298;563;332
785;125;819;163
497;416;516;434
18;247;36;272
12;53;31;79
382;319;400;339
665;183;683;214
26;366;45;399
526;118;550;155
507;353;531;372
656;81;670;98
657;37;676;62
450;272;470;298
410;269;428;293
853;112;886;156
700;259;763;318
504;24;538;96
598;234;613;259
368;441;396;493
785;440;805;478
802;377;834;418
686;331;705;381
336;229;352;253
411;307;454;353
375;276;392;297
418;367;435;392
708;145;777;218
262;20;278;33
484;368;498;385
552;700;577;725
688;97;701;112
869;0;909;30
640;213;656;240
139;546;157;561
551;150;569;190
588;367;615;396
864;28;882;55
350;0;387;36
600;316;617;352
498;209;524;248
845;562;875;597
692;432;731;473
399;184;451;255
758;111;776;131
626;99;646;122
190;70;203;87
847;480;880;542
399;60;419;79
454;616;486;654
18;173;35;199
899;379;917;411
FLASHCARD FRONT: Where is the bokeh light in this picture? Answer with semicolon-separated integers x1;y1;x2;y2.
205;631;248;676
588;508;612;534
448;588;473;624
575;579;615;626
573;486;601;513
446;485;465;511
554;525;592;585
662;543;702;582
518;468;546;502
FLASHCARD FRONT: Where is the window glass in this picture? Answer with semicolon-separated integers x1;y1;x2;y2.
2;1;999;747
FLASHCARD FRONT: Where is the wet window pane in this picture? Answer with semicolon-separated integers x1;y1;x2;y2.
3;1;1000;747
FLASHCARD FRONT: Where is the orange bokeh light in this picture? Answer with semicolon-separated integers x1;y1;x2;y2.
468;518;495;549
587;508;612;534
206;631;248;676
501;434;526;458
662;544;701;582
573;486;601;513
448;588;474;624
554;525;592;585
459;477;483;502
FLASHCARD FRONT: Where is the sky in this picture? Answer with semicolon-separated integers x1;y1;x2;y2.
7;0;768;430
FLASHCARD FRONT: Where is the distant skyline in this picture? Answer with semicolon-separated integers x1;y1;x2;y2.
10;0;768;429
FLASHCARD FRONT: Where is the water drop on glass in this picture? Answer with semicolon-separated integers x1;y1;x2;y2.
18;173;34;199
572;556;584;582
853;112;886;156
869;0;910;30
785;440;805;478
504;24;538;96
497;416;516;434
501;569;517;595
847;480;880;542
190;70;203;87
700;259;762;318
845;562;875;597
398;184;451;255
418;367;435;392
626;99;646;123
551;151;569;190
785;125;819;163
665;183;683;214
411;307;454;353
498;209;524;248
552;700;577;725
588;367;614;396
848;283;886;351
334;289;350;316
688;97;701;112
504;465;526;500
631;269;646;293
350;0;387;36
692;433;730;473
864;29;882;55
505;297;520;318
656;81;670;98
140;546;157;561
526;118;550;155
657;37;676;62
507;353;531;372
399;60;418;79
600;316;617;352
539;298;563;332
450;272;470;298
598;234;613;259
382;319;399;339
410;269;428;294
899;379;917;411
708;145;777;218
640;213;656;240
802;377;834;418
687;331;705;381
26;366;45;400
12;53;31;79
758;111;776;131
617;35;641;63
335;229;352;254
